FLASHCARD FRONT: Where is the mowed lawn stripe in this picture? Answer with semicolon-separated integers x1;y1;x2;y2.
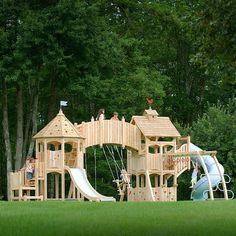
0;201;236;236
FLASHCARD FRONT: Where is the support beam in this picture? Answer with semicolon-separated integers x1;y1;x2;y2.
198;154;214;200
146;170;155;201
167;150;217;157
212;155;228;200
61;139;65;200
44;140;47;200
55;174;59;199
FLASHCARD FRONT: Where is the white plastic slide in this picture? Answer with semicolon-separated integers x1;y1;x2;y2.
66;167;115;202
190;143;224;200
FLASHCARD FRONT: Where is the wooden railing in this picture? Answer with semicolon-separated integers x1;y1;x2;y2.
77;119;141;150
10;169;25;189
128;155;146;172
147;154;162;170
175;144;191;175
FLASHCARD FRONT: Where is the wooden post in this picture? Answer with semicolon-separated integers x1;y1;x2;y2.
19;171;23;201
154;175;158;187
91;117;94;147
135;173;139;201
141;175;145;187
145;145;148;172
35;160;39;197
44;139;47;200
146;170;155;201
159;144;164;201
55;174;59;199
73;184;76;199
173;175;177;201
39;180;44;197
174;140;178;198
68;181;73;199
117;120;120;144
198;154;214;200
76;140;80;168
35;140;39;197
61;139;65;200
187;136;191;170
122;117;125;149
35;140;38;158
99;118;103;148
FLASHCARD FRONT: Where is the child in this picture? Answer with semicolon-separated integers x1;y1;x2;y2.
96;109;105;121
120;169;130;184
190;160;199;188
110;112;119;121
26;158;34;184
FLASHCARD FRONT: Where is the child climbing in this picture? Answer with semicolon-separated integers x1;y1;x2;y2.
25;157;34;185
120;169;130;184
114;169;130;201
190;160;199;189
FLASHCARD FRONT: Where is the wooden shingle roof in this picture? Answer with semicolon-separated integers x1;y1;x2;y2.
33;109;80;139
131;110;180;137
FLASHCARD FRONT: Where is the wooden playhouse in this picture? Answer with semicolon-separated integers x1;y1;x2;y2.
10;108;229;201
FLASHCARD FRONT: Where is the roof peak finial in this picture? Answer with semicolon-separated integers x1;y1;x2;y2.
58;109;64;115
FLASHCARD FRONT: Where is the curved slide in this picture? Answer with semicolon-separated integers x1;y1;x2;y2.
190;143;224;200
66;167;115;202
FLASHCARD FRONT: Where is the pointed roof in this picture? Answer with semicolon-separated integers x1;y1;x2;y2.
33;109;81;139
131;109;180;137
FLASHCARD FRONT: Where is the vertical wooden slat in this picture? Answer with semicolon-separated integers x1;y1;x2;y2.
44;139;47;200
61;139;65;200
91;117;94;147
122;117;125;149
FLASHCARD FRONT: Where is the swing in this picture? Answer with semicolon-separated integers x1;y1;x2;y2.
102;145;130;201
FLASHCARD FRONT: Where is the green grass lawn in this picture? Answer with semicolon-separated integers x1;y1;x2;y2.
0;200;236;236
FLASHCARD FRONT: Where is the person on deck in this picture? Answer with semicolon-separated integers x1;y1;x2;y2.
110;112;119;121
96;109;105;121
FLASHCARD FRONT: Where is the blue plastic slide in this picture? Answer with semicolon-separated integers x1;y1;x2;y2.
190;143;224;200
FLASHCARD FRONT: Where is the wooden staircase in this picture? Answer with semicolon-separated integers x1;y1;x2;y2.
10;169;43;201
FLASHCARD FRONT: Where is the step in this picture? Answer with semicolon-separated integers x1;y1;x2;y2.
22;186;36;190
21;195;43;201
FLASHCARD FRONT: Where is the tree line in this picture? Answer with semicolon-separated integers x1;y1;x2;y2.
0;0;235;200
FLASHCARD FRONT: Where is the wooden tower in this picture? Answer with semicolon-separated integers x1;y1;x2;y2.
10;109;84;200
126;109;190;201
33;109;84;200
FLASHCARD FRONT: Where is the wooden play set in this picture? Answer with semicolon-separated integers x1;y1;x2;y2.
10;108;231;201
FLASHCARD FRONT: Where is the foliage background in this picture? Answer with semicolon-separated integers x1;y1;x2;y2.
0;0;235;200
